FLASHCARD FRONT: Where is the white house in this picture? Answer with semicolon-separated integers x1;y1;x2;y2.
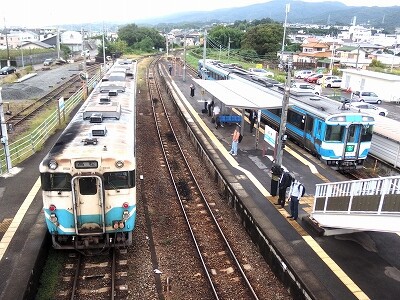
60;30;83;52
340;69;400;102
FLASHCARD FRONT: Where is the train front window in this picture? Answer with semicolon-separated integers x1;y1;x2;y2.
347;125;356;143
40;173;72;191
361;125;373;142
79;177;97;195
104;170;135;190
325;125;344;142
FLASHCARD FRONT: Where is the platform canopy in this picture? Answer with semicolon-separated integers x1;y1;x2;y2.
193;78;283;109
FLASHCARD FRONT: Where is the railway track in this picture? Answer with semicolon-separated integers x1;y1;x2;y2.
148;58;259;299
57;248;128;299
5;64;100;137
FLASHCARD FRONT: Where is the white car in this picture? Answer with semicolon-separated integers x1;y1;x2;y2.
348;102;388;116
352;91;382;104
294;70;313;79
248;68;274;78
290;82;321;95
325;79;342;88
317;75;340;85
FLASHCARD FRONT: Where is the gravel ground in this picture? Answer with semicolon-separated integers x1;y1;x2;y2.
0;63;81;101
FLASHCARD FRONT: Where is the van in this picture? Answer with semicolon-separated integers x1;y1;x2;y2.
294;70;313;79
352;91;382;104
290;82;321;95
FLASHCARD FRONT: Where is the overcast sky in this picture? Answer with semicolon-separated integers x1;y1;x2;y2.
2;0;399;28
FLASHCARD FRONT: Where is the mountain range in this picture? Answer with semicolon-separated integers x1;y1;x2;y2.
137;0;400;31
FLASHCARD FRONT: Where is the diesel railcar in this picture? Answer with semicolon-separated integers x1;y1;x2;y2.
197;59;375;170
39;59;137;250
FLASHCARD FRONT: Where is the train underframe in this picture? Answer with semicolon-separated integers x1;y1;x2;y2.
51;231;133;250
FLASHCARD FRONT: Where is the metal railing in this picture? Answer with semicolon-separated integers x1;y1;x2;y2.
0;72;103;174
313;175;400;215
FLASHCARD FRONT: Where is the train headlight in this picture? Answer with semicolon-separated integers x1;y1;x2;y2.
119;221;125;229
48;160;58;170
113;221;119;229
115;160;124;168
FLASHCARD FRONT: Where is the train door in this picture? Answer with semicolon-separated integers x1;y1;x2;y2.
303;114;315;151
72;175;105;235
343;124;359;159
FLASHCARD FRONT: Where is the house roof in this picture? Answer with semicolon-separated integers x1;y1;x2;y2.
298;51;332;58
301;41;329;48
336;46;359;52
21;40;53;49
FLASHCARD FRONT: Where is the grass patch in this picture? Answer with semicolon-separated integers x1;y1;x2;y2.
35;248;66;300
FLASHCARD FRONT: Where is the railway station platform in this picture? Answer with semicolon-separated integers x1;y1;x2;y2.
164;58;400;300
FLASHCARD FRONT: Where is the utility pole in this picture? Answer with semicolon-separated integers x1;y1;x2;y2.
81;28;88;99
0;88;12;172
227;37;231;63
281;4;290;56
183;32;187;82
275;54;293;167
355;44;360;69
4;18;10;66
102;22;106;70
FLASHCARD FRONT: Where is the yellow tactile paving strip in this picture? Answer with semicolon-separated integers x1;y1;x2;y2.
0;178;41;261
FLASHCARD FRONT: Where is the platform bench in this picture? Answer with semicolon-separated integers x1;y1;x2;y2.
218;115;242;124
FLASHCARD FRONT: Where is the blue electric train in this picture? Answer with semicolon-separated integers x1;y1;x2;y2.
39;59;137;250
197;59;375;170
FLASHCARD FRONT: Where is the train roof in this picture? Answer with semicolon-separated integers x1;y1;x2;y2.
41;64;136;167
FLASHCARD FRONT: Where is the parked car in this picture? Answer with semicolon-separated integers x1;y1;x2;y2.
248;68;274;78
325;79;342;88
352;91;382;104
317;75;340;85
306;74;324;83
303;73;317;81
348;102;388;116
290;82;321;95
43;58;53;66
294;70;313;79
0;66;17;75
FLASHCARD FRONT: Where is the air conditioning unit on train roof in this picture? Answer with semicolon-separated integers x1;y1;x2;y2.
90;113;103;123
99;96;111;104
92;124;107;136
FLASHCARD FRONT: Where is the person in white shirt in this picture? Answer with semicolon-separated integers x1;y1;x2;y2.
213;105;221;128
286;179;304;220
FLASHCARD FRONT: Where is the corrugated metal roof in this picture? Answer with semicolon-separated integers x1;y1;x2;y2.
192;79;283;109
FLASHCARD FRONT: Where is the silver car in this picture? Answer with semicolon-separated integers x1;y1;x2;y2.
352;91;382;104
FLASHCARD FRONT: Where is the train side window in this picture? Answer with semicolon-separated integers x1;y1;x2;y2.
79;177;97;195
40;173;72;191
325;125;344;142
104;170;135;190
287;110;305;130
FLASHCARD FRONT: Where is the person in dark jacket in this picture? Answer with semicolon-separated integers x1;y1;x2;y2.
275;171;293;208
190;84;195;97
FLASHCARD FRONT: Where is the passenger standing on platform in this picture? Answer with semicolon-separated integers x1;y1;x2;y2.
190;84;195;97
213;104;221;129
276;171;293;208
286;180;304;220
249;110;257;133
207;98;214;116
229;125;241;156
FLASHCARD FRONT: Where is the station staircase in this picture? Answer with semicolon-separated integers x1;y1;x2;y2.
309;175;400;235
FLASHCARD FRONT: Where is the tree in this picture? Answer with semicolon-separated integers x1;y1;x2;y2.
208;25;244;49
241;24;283;56
117;24;164;51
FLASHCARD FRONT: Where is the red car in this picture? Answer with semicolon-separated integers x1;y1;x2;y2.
307;74;324;83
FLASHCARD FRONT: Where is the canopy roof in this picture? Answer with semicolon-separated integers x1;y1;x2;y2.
193;79;283;109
